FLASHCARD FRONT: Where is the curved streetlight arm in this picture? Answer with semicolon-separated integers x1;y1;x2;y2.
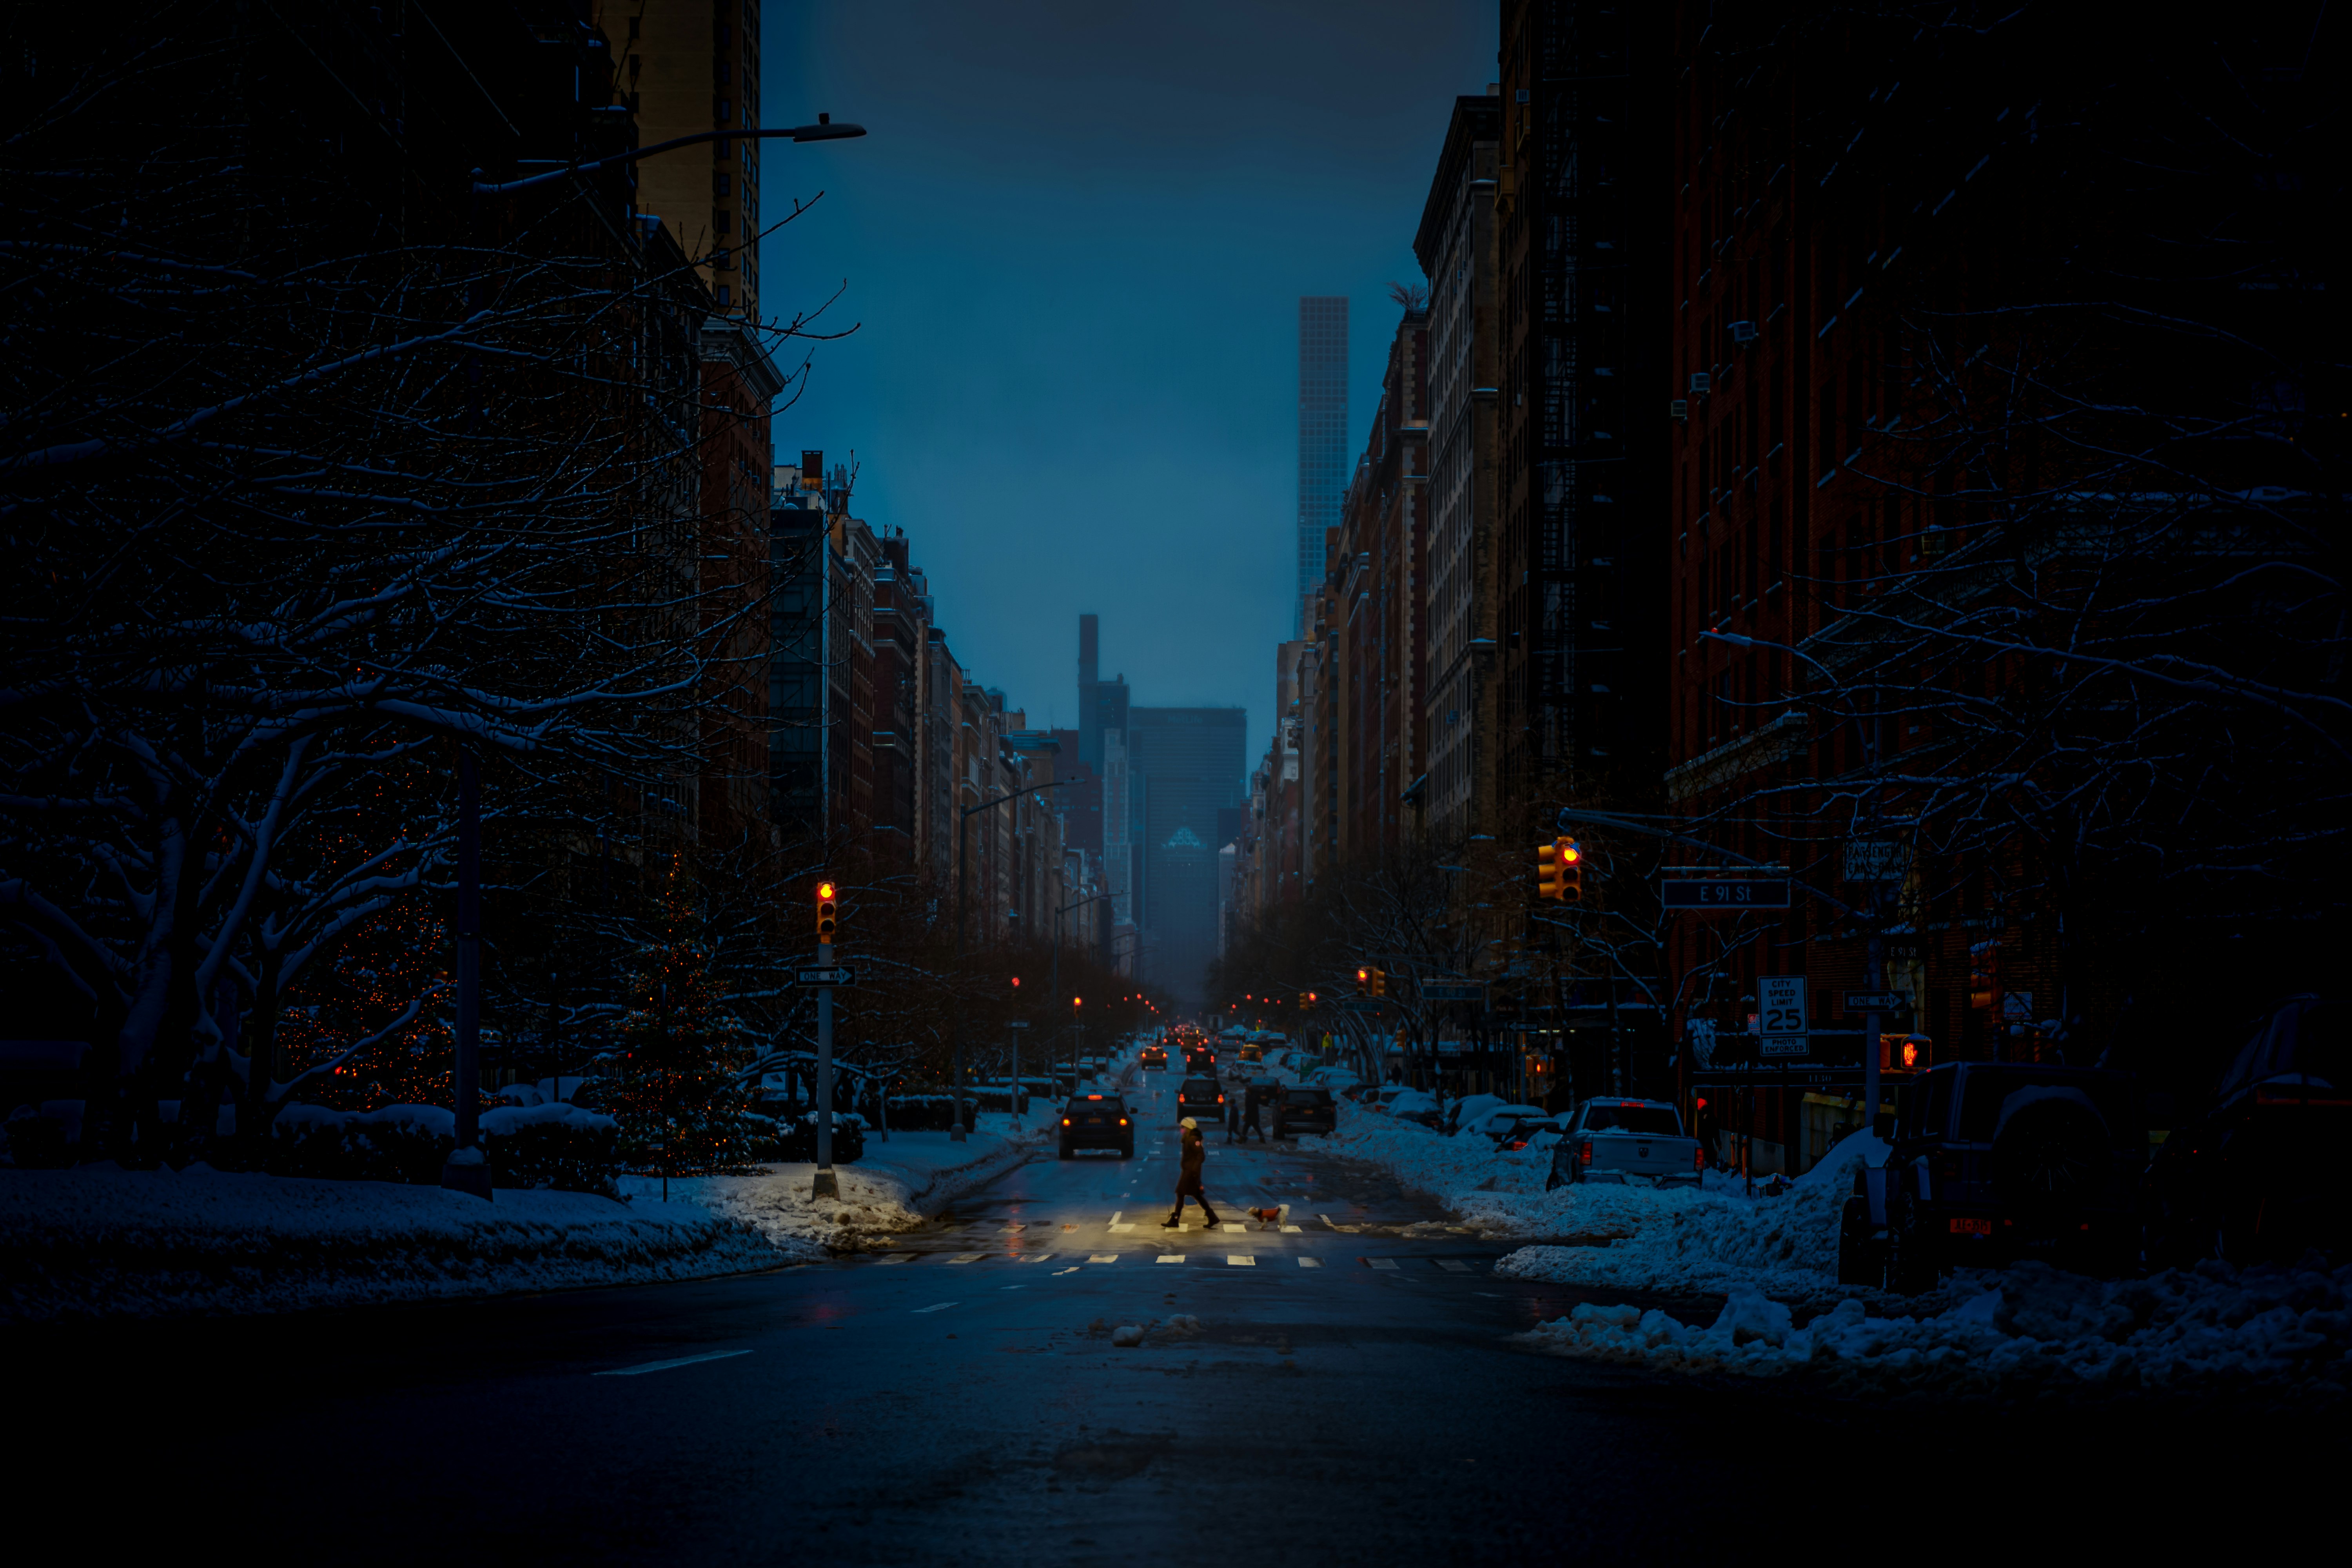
472;119;867;196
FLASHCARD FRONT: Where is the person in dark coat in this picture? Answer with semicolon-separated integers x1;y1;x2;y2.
1241;1082;1266;1142
1163;1117;1219;1226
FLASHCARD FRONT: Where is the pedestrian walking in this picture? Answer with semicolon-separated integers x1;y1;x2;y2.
1162;1117;1219;1227
1241;1082;1265;1143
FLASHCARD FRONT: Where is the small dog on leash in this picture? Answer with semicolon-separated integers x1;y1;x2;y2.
1248;1207;1283;1223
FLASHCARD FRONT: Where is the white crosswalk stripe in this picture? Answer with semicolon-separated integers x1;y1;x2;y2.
1226;1255;1254;1266
1367;1258;1398;1270
1088;1254;1118;1263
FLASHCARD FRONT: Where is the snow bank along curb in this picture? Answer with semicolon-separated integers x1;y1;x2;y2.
2;1165;782;1323
668;1113;1060;1254
1515;1261;2352;1399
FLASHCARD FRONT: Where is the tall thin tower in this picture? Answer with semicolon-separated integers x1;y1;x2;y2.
1297;296;1349;630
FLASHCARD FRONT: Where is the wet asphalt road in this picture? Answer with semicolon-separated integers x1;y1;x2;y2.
24;1075;2326;1561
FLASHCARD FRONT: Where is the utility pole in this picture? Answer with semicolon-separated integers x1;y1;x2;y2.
813;881;840;1198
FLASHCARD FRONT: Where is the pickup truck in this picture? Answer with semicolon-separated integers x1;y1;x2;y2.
1840;1060;2146;1293
1546;1099;1704;1189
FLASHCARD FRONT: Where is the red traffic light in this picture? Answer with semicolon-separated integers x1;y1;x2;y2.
815;880;836;901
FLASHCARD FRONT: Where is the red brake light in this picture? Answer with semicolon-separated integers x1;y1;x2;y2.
1619;1101;1640;1108
1119;1118;1129;1126
1578;1141;1593;1166
1695;1144;1706;1171
1061;1118;1071;1126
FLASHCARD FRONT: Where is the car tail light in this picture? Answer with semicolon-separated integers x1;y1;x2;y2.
1506;1140;1528;1152
1694;1144;1705;1171
1118;1118;1129;1126
1218;1094;1225;1103
1061;1118;1071;1127
1578;1141;1593;1167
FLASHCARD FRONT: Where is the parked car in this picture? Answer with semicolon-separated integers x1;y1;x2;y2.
1495;1114;1561;1152
1386;1089;1444;1129
1547;1099;1704;1190
2145;993;2347;1265
1176;1076;1225;1120
1271;1086;1337;1138
1457;1103;1552;1143
1138;1045;1168;1070
1446;1093;1512;1136
1058;1093;1135;1160
1841;1060;2147;1293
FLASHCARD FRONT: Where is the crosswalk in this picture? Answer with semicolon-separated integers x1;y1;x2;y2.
862;1248;1488;1272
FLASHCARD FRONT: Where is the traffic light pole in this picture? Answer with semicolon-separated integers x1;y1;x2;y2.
813;933;838;1200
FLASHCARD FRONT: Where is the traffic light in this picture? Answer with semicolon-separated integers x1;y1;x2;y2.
1561;838;1584;902
1537;841;1563;900
815;880;838;940
1370;967;1387;998
1355;966;1370;994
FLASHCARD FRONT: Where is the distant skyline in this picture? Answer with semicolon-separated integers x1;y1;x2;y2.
761;2;1499;765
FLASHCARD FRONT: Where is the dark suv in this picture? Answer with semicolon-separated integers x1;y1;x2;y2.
1270;1086;1335;1138
1842;1061;2146;1293
1176;1076;1225;1120
1058;1094;1134;1160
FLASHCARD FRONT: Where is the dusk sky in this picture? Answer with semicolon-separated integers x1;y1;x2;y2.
763;2;1499;769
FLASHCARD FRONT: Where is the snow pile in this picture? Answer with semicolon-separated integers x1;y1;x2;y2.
2;1163;783;1322
1518;1261;2352;1398
1490;1131;1885;1302
639;1112;1057;1254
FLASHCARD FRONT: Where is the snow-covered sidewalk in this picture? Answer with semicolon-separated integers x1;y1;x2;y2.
624;1111;1058;1254
2;1164;781;1322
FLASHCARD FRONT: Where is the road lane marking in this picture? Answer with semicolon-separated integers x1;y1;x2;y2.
1367;1258;1399;1270
1280;1225;1303;1233
1110;1223;1136;1233
911;1302;958;1314
1438;1259;1472;1273
1109;1212;1123;1225
1297;1258;1321;1268
1000;1286;1024;1291
1156;1254;1185;1264
1022;1253;1056;1263
1226;1255;1254;1267
1220;1222;1245;1232
594;1348;753;1377
875;1254;917;1264
1088;1254;1118;1263
946;1253;984;1264
1053;1267;1081;1275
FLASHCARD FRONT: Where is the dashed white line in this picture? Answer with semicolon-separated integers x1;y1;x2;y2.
1297;1258;1322;1269
1088;1254;1119;1264
594;1348;753;1378
946;1253;985;1265
911;1302;958;1314
1367;1258;1399;1271
1226;1255;1254;1267
1156;1254;1185;1264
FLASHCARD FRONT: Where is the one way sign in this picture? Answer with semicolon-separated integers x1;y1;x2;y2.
796;966;855;987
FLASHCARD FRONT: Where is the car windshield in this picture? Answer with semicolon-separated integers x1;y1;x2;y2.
1065;1096;1124;1114
1579;1103;1682;1136
1955;1068;2140;1142
1284;1089;1332;1106
1181;1079;1218;1096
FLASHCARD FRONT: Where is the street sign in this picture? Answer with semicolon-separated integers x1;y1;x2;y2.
1339;998;1385;1013
1007;1020;1030;1030
1662;878;1792;909
1419;981;1487;1002
1845;991;1903;1011
1758;975;1807;1051
1844;839;1908;884
795;966;855;987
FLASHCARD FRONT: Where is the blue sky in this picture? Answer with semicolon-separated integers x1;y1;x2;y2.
762;2;1498;769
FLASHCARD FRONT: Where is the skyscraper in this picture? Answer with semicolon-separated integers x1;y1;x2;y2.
1297;296;1349;631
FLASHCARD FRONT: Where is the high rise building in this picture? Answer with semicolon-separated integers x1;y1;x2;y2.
1496;2;1670;801
615;0;764;318
1297;296;1349;630
1129;706;1247;1000
1416;93;1503;845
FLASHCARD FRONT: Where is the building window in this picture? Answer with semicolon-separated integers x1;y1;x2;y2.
715;285;731;306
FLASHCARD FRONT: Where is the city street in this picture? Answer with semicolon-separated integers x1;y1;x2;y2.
25;1082;2312;1563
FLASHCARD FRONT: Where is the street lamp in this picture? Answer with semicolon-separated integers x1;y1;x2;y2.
472;118;868;196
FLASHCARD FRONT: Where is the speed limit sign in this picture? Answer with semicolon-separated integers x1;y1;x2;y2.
1759;976;1808;1041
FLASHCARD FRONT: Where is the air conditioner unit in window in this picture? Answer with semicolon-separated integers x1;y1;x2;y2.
1688;372;1712;395
1730;320;1757;343
1670;399;1689;421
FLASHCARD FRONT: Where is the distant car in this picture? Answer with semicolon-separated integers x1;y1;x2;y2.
1058;1093;1135;1160
1176;1076;1225;1120
1272;1086;1336;1138
1548;1099;1704;1191
1458;1103;1551;1143
2145;994;2349;1266
1185;1047;1217;1074
1238;1045;1263;1065
1138;1046;1168;1070
1446;1093;1512;1135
